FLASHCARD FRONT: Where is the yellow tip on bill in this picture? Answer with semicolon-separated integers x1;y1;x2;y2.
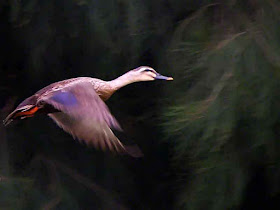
167;77;174;81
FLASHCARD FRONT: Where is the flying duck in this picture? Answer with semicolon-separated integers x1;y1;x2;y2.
3;66;173;157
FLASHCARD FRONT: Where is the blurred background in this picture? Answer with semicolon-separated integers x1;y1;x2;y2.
1;0;280;209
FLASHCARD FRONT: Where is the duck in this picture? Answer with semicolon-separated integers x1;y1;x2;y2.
3;66;173;157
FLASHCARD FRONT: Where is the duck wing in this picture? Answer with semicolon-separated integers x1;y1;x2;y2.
38;81;127;154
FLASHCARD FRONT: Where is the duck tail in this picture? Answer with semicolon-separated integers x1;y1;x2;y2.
3;105;39;126
124;145;144;158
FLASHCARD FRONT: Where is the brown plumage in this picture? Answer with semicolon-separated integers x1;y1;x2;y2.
3;66;173;157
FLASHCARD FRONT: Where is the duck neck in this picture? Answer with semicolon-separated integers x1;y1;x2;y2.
109;72;136;91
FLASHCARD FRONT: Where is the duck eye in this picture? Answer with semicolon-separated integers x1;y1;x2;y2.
144;69;153;72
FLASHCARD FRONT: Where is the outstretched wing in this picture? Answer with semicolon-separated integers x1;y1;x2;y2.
38;81;126;153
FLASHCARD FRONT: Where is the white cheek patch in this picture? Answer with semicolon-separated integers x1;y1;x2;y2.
148;72;156;78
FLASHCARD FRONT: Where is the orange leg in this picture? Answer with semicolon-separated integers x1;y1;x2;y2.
14;106;39;118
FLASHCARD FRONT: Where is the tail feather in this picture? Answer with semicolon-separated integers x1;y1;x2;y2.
3;105;39;126
124;145;144;158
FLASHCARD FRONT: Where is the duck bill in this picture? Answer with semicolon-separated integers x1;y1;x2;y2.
154;73;173;81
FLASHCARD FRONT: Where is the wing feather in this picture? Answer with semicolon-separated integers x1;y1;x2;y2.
38;81;126;153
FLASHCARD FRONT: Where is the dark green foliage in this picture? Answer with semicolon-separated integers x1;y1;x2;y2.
163;1;280;209
1;0;280;209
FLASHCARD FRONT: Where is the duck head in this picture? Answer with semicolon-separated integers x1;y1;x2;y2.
130;66;173;82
